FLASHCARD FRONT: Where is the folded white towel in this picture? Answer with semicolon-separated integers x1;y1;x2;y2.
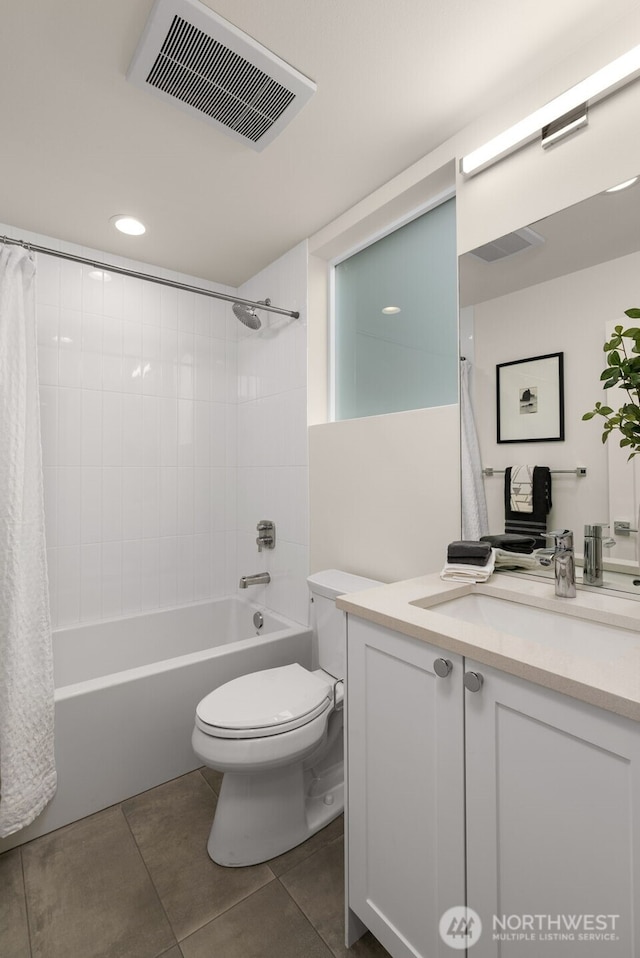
510;465;534;513
494;548;545;570
440;549;496;583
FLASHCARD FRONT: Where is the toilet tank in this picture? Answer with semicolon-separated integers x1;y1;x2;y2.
307;570;382;679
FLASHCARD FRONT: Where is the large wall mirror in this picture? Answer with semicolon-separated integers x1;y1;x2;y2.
459;175;640;595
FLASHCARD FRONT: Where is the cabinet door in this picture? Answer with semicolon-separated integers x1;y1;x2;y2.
347;618;465;958
465;659;640;958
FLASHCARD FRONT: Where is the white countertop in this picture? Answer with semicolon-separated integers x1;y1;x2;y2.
337;572;640;721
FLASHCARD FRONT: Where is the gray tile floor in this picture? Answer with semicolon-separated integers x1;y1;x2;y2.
1;769;390;958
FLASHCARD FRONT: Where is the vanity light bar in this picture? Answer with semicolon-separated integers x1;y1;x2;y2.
460;42;640;176
540;105;588;148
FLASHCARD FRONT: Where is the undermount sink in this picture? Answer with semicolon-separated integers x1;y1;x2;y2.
424;592;640;661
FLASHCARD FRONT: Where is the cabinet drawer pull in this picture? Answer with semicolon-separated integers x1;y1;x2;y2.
464;671;484;693
434;657;453;678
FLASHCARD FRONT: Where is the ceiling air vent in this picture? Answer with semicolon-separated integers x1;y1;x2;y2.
127;0;316;151
469;227;545;263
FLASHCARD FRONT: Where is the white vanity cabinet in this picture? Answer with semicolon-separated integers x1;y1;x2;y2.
465;658;640;958
346;617;466;958
346;617;640;958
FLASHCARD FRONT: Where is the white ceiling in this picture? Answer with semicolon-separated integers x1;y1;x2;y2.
1;0;638;286
459;178;640;306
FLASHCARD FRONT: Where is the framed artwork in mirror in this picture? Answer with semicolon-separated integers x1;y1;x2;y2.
497;352;564;443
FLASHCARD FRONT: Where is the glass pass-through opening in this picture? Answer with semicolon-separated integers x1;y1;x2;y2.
333;197;457;421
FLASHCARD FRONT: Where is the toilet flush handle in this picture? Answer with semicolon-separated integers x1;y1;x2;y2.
333;680;345;709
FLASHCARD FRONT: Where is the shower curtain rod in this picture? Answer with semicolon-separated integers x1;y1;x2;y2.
0;234;300;319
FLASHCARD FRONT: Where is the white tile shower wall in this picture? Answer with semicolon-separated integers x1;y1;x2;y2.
1;221;239;627
235;241;310;626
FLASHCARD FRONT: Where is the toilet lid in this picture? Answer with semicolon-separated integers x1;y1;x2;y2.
196;664;333;739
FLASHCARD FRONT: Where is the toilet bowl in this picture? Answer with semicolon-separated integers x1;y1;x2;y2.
192;570;380;867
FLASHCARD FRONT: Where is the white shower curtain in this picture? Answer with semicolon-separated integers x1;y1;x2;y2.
460;358;489;540
0;245;56;837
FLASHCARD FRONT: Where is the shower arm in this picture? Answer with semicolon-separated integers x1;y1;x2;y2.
0;234;300;319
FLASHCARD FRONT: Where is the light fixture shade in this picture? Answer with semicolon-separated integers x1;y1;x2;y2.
461;42;640;176
111;215;146;235
605;176;639;192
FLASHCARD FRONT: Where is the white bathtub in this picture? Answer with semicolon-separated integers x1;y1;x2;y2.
0;598;312;851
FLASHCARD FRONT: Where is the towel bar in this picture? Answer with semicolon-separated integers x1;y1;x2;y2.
613;520;637;536
482;466;587;478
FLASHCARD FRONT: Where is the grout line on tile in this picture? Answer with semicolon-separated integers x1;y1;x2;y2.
18;847;34;958
271;825;344;880
196;767;220;797
275;875;339;957
174;875;330;955
158;946;185;958
118;804;180;953
175;872;279;944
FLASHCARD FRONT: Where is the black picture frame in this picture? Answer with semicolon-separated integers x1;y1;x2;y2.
497;352;564;443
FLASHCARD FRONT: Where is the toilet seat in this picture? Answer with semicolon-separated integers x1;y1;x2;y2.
196;664;333;740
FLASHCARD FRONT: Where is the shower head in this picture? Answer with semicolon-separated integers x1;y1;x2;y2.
232;298;271;330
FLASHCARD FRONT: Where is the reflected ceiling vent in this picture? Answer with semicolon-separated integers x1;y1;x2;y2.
127;0;316;151
469;227;546;263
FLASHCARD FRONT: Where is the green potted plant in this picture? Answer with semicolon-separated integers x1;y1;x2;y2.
583;308;640;458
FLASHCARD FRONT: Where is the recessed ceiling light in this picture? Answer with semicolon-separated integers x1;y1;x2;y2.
110;214;146;235
382;306;401;315
605;176;639;193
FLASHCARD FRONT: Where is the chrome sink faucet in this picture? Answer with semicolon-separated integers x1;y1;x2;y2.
583;523;615;587
583;523;606;586
542;530;576;598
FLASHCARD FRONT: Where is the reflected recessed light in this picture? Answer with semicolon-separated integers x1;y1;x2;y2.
110;214;146;235
88;269;112;282
382;306;401;315
605;176;639;193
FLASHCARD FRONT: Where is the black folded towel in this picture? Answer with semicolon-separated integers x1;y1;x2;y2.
447;540;493;566
504;466;552;548
480;534;537;555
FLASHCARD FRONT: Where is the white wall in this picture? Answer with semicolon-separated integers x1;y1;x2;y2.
8;8;640;614
3;222;310;629
472;251;640;554
306;7;640;580
234;241;310;624
308;165;461;581
8;223;240;629
309;405;461;582
605;315;640;565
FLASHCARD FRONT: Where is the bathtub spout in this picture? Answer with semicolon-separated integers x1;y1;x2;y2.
239;572;271;589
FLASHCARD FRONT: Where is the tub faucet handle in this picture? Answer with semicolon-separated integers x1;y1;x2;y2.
256;520;276;552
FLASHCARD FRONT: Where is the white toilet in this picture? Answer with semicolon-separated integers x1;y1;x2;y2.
192;569;380;867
